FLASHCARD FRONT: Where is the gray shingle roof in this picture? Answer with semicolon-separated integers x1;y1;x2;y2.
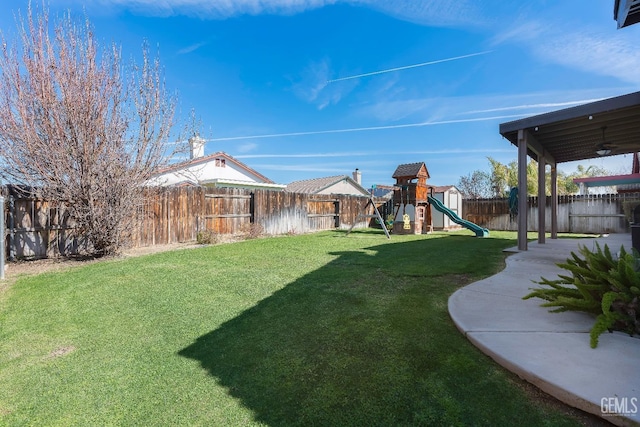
432;185;457;193
286;175;349;194
392;162;429;179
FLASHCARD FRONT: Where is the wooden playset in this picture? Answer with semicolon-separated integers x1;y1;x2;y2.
391;162;433;235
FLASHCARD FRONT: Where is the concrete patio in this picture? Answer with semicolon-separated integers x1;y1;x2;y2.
449;233;640;426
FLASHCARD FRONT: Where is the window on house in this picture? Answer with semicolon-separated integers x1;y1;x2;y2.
215;158;226;167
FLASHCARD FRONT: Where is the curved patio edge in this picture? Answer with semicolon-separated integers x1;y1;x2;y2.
448;234;640;427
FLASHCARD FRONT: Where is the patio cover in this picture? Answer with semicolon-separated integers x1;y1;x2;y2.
615;0;640;28
499;91;640;250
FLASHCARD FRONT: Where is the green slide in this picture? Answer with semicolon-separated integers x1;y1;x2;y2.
428;196;489;237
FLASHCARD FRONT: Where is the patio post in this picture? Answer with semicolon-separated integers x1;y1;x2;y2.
537;156;546;244
517;130;528;251
550;164;558;239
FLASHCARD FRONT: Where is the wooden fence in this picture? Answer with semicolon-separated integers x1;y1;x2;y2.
2;186;388;259
463;193;640;234
8;185;635;259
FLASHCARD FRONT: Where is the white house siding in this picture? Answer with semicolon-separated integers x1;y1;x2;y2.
153;158;262;186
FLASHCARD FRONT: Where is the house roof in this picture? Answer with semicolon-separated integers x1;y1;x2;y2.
286;175;368;195
432;185;458;193
371;184;396;198
573;173;640;188
499;91;640;164
392;162;430;179
154;151;275;183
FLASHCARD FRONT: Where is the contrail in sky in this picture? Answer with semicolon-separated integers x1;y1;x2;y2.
206;113;527;142
326;50;493;84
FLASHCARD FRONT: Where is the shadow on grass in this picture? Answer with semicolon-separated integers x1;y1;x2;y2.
178;235;573;426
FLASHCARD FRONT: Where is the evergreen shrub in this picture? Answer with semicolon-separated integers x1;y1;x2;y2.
523;242;640;348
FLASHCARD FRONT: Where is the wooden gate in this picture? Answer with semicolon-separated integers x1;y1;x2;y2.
202;192;253;234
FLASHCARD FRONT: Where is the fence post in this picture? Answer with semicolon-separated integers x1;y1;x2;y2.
250;192;255;224
8;196;14;261
0;196;4;280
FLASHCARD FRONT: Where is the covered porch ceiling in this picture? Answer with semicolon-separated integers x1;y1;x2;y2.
499;91;640;165
615;0;640;28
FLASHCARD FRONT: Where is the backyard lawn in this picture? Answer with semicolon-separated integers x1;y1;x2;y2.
0;230;596;426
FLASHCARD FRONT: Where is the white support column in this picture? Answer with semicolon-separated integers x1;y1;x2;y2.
517;130;528;251
537;156;546;244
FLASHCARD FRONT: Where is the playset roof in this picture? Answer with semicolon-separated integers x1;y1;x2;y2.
392;162;430;179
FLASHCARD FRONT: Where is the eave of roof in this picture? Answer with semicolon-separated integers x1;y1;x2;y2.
154;152;276;184
499;91;640;164
615;0;640;28
202;179;287;189
572;173;640;188
432;185;457;193
286;175;369;195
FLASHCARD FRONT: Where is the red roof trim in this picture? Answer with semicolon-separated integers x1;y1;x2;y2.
573;173;640;187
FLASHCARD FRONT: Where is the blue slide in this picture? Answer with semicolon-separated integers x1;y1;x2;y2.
428;196;489;237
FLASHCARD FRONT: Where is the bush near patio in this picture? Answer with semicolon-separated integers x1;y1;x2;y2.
0;231;595;426
524;242;640;348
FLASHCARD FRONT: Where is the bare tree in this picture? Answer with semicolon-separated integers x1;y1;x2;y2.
457;170;492;199
0;4;181;256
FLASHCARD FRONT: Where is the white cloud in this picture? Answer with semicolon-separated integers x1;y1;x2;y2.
236;142;258;153
177;41;208;54
236;148;513;159
493;15;640;86
326;51;492;84
85;0;337;18
536;30;640;85
66;0;508;24
358;88;633;124
291;58;358;109
459;99;606;116
359;0;486;28
209;114;528;142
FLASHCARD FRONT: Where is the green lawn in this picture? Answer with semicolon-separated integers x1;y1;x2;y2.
0;230;590;426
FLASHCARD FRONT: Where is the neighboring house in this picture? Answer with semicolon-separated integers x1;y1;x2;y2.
431;185;463;231
286;169;370;196
149;136;286;190
371;184;395;199
574;152;640;195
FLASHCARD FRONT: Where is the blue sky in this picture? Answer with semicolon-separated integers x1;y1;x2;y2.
2;1;640;188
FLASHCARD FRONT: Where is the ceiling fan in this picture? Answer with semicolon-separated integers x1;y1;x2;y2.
595;126;615;156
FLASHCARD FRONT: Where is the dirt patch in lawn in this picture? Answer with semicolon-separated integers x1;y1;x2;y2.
0;241;204;292
45;345;76;360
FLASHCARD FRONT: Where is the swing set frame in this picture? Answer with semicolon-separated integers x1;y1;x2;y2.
345;195;390;239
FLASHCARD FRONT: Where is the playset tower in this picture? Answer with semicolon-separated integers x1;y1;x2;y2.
392;162;433;235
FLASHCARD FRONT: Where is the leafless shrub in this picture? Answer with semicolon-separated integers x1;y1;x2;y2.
0;4;183;256
196;230;222;245
240;223;264;240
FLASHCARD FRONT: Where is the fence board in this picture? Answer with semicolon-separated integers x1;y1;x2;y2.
1;184;400;258
463;193;640;234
